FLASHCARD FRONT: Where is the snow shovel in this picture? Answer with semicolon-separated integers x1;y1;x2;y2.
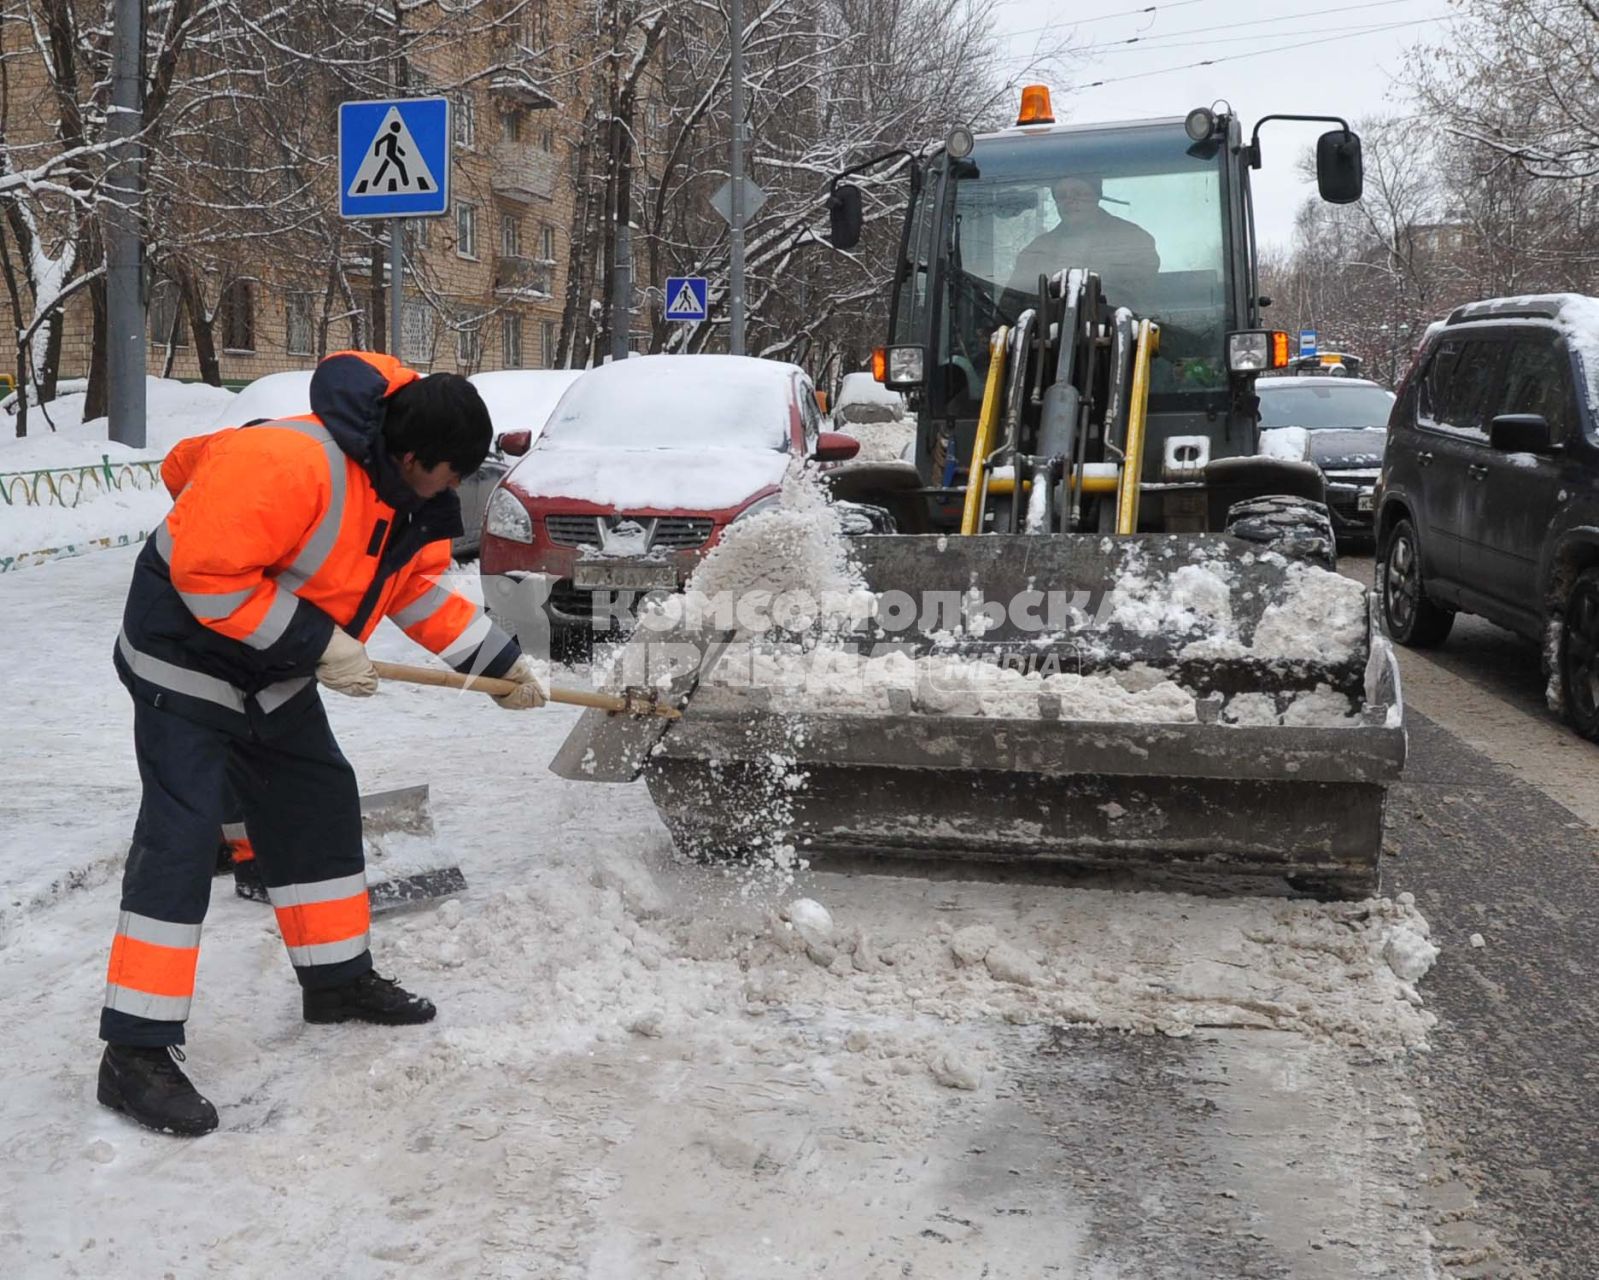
371;661;683;718
357;783;468;914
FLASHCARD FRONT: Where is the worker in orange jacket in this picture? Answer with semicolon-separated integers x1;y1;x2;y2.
98;351;545;1137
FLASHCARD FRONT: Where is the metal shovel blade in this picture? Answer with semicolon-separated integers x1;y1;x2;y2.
358;784;466;913
549;627;731;783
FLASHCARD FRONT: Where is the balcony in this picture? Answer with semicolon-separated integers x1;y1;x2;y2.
490;140;558;203
494;255;554;299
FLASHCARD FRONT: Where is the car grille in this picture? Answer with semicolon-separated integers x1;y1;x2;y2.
651;517;715;549
545;515;600;546
543;514;713;550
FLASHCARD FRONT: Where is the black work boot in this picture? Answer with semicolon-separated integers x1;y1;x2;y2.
97;1044;219;1137
303;971;436;1026
232;857;269;903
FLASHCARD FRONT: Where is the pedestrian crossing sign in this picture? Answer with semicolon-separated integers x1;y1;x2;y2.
339;98;451;220
664;276;709;323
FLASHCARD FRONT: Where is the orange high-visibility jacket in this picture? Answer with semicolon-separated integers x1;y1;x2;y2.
115;351;519;732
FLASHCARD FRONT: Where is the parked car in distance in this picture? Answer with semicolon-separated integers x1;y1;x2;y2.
830;371;914;462
1256;376;1395;543
1376;293;1599;740
478;353;860;652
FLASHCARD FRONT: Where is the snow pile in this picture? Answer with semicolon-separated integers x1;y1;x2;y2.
1223;684;1359;727
686;464;870;620
835;419;916;463
1;377;236;563
708;642;1198;722
1108;555;1236;640
1251;561;1368;662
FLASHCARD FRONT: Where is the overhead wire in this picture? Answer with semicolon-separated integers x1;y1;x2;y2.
996;0;1431;46
1065;16;1439;90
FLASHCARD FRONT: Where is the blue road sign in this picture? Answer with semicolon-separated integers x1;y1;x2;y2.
664;276;709;323
1299;329;1318;357
339;98;451;220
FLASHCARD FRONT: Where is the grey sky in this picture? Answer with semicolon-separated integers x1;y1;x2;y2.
987;0;1458;250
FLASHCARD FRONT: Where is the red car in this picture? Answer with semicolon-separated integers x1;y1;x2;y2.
479;354;858;649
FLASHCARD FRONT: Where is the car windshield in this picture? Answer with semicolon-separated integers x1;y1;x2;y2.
1258;382;1395;430
537;357;792;452
917;122;1230;409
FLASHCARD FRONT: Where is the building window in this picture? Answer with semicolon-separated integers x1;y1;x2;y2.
403;219;431;255
285;292;315;356
503;313;524;368
539;126;554;153
401;301;436;367
501;213;521;259
453;93;476;148
148;279;188;348
456;202;478;258
501;110;521;144
219;279;255;352
540;224;555;261
457;314;482;368
541;319;557;368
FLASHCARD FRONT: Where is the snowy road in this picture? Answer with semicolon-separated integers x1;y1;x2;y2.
0;546;1457;1277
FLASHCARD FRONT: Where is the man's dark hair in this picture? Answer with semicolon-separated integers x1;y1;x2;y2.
382;373;493;476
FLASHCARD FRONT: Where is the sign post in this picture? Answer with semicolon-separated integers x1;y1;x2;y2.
338;98;452;357
1298;329;1318;359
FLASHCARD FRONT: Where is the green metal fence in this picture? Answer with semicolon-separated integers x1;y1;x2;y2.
0;455;165;509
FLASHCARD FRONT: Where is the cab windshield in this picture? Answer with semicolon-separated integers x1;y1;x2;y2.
900;123;1231;412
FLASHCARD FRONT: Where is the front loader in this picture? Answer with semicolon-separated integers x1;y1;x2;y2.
551;90;1407;898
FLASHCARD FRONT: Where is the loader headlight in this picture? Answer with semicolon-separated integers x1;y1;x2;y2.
881;345;924;389
1227;329;1291;372
485;487;533;543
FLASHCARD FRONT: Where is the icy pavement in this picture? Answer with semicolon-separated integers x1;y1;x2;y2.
0;547;1442;1276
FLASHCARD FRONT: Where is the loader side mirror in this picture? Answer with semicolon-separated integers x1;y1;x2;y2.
813;431;861;463
828;183;863;250
498;430;532;457
1316;129;1363;204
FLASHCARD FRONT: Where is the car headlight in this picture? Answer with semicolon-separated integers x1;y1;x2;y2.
731;493;783;524
485;487;533;543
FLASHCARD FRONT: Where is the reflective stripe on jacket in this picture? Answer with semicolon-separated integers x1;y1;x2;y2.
115;351;518;733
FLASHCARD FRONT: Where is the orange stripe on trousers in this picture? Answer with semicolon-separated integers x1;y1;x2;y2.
107;934;200;999
274;892;370;949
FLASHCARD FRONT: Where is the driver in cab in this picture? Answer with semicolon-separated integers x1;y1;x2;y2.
1007;175;1160;307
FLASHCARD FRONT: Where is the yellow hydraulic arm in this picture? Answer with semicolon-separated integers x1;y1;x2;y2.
1114;319;1159;535
960;326;1010;536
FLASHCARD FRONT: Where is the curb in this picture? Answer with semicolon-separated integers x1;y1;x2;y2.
0;529;152;574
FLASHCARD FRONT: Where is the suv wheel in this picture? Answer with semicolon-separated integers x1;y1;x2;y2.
1379;518;1454;647
1557;568;1599;742
1224;494;1337;571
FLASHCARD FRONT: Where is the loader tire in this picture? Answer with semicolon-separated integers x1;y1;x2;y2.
1224;494;1337;571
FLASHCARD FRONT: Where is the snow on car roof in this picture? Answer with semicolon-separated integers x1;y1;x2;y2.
834;372;905;424
216;370;312;428
469;369;583;441
537;354;800;452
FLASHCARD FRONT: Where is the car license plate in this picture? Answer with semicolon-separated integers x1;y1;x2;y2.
573;560;678;592
1357;491;1374;512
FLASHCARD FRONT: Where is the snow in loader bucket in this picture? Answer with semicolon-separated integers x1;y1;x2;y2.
555;533;1406;900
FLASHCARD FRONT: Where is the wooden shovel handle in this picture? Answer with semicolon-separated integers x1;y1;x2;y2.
371;661;681;719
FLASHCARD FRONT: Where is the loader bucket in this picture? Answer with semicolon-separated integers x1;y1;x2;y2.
564;534;1406;898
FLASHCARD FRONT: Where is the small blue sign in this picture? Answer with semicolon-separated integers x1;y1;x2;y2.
664;276;709;323
1299;329;1318;357
339;98;451;220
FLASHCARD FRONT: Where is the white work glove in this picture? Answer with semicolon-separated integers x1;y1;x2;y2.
493;655;547;711
316;628;378;698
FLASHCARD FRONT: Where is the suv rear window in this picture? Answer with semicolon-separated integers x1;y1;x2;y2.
1496;337;1575;446
1421;338;1504;438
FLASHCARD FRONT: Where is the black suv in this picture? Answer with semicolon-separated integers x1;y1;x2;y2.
1376;294;1599;741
